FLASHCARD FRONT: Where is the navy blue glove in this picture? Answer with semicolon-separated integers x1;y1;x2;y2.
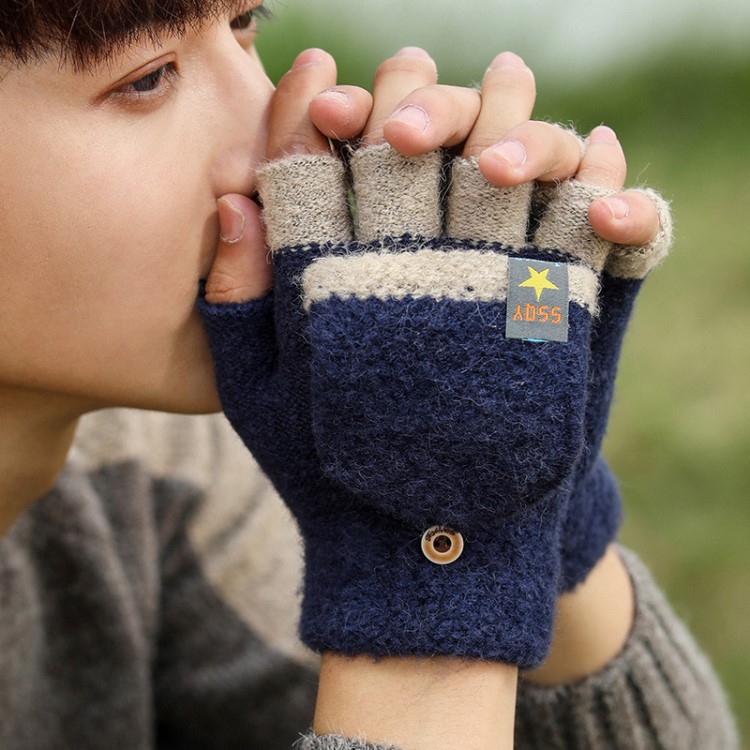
199;145;610;667
531;181;672;590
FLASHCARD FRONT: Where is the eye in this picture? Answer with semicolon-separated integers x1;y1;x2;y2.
230;11;256;31
230;4;273;33
126;63;177;94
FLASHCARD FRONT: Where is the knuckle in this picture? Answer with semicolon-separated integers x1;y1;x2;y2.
205;271;260;305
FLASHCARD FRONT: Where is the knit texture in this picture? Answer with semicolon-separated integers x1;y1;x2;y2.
298;548;738;750
552;185;673;589
0;410;317;750
298;736;400;750
199;144;611;666
515;547;739;749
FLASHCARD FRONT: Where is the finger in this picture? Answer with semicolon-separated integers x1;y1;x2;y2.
463;51;536;159
577;127;660;246
266;49;337;160
589;190;662;246
478;120;584;186
575;126;627;190
361;47;438;146
382;84;482;156
309;85;374;142
204;195;271;305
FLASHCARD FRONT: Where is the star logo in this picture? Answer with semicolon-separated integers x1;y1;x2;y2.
518;265;559;301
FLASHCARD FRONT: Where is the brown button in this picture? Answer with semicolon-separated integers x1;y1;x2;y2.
421;526;464;565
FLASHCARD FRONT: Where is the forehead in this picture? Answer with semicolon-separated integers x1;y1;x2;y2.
1;0;251;70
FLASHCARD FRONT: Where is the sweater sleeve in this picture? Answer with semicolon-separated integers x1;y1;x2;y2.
513;546;739;750
72;409;320;750
297;547;738;750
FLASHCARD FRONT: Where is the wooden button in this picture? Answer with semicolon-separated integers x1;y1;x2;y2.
421;526;464;565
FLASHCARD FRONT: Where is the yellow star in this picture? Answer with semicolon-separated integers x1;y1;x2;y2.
519;266;559;301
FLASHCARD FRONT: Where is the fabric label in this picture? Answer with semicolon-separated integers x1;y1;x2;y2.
505;257;569;342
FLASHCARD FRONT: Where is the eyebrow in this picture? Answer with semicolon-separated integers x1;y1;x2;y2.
3;0;259;71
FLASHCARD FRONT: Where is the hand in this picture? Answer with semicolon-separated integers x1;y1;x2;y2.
204;47;661;306
307;46;672;594
308;48;660;246
198;48;603;667
199;49;673;750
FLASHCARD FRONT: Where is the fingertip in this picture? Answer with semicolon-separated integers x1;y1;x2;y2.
309;86;373;141
476;146;528;187
393;46;434;61
597;196;630;221
382;104;433;155
576;125;626;190
217;196;246;244
587;125;619;146
487;51;529;71
292;48;334;70
205;196;272;305
589;192;660;246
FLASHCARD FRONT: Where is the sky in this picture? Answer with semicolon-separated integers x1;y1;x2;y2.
266;0;750;81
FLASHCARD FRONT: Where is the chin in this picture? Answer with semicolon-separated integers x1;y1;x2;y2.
127;370;223;416
94;354;224;416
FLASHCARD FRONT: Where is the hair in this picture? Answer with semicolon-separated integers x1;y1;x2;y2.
0;0;253;70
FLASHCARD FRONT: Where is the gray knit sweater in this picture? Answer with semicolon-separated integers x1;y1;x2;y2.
0;409;738;749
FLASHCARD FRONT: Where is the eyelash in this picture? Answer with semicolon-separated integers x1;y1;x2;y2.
112;4;272;105
122;62;179;97
231;4;273;32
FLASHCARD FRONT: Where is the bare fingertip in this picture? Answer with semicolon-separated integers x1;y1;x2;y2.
314;88;352;108
488;51;528;71
218;197;246;244
588;125;619;145
394;46;433;60
485;140;528;171
386;104;431;133
599;196;630;220
292;48;331;69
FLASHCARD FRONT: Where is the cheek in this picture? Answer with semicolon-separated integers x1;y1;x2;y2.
0;131;219;410
8;144;208;321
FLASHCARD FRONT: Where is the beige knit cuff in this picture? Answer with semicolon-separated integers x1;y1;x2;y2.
257;153;353;251
446;157;533;248
606;188;673;279
349;144;443;242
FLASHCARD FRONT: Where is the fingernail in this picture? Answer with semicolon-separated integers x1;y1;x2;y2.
588;125;619;144
601;196;630;220
218;198;245;244
487;140;528;169
292;48;329;69
316;88;352;107
388;104;430;133
488;51;527;70
394;46;432;60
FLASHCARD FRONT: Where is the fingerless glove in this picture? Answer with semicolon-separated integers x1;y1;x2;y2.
199;144;646;667
534;182;673;590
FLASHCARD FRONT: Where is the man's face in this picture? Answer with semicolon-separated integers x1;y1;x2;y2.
0;5;273;414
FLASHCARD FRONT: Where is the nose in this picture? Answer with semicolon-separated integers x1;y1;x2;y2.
208;34;275;198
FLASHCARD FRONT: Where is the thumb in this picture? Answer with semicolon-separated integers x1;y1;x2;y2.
204;195;272;305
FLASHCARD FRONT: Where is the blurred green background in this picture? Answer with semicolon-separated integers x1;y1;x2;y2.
258;1;749;741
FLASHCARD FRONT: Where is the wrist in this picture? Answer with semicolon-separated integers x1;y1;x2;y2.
524;544;635;686
314;652;518;750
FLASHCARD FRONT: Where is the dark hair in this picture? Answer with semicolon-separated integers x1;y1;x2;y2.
1;0;251;69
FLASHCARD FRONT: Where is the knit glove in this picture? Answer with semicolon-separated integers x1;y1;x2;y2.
199;144;606;668
531;182;673;590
